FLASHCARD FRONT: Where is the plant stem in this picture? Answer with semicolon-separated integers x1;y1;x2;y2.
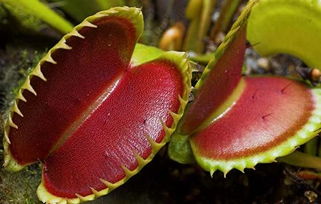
49;0;126;22
210;0;242;42
185;0;202;19
190;52;215;64
2;0;73;33
278;151;321;170
183;0;216;53
318;139;321;156
304;137;318;155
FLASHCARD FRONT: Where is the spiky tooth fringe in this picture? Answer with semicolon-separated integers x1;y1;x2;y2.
55;40;72;50
67;30;85;39
31;65;47;81
134;152;149;166
21;77;37;96
100;178;125;190
75;193;94;202
145;134;164;153
90;187;108;197
121;165;139;177
16;90;26;102
45;54;57;64
8;115;18;129
81;21;97;28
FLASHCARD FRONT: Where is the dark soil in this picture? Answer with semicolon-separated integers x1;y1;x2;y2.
93;150;321;204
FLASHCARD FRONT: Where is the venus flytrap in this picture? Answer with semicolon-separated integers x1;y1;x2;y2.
169;0;321;176
3;7;191;203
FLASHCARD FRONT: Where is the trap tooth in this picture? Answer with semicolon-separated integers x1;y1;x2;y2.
12;101;23;117
32;65;47;81
69;30;85;39
223;171;229;178
45;55;57;64
178;95;188;107
121;165;139;177
235;162;246;173
161;121;175;140
8;115;18;129
210;168;216;177
90;187;108;197
81;21;98;28
75;193;94;202
56;40;72;50
134;153;148;166
22;77;37;96
4;128;10;144
145;134;163;152
169;111;180;122
90;188;99;197
17;90;27;102
26;84;37;96
100;178;125;190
